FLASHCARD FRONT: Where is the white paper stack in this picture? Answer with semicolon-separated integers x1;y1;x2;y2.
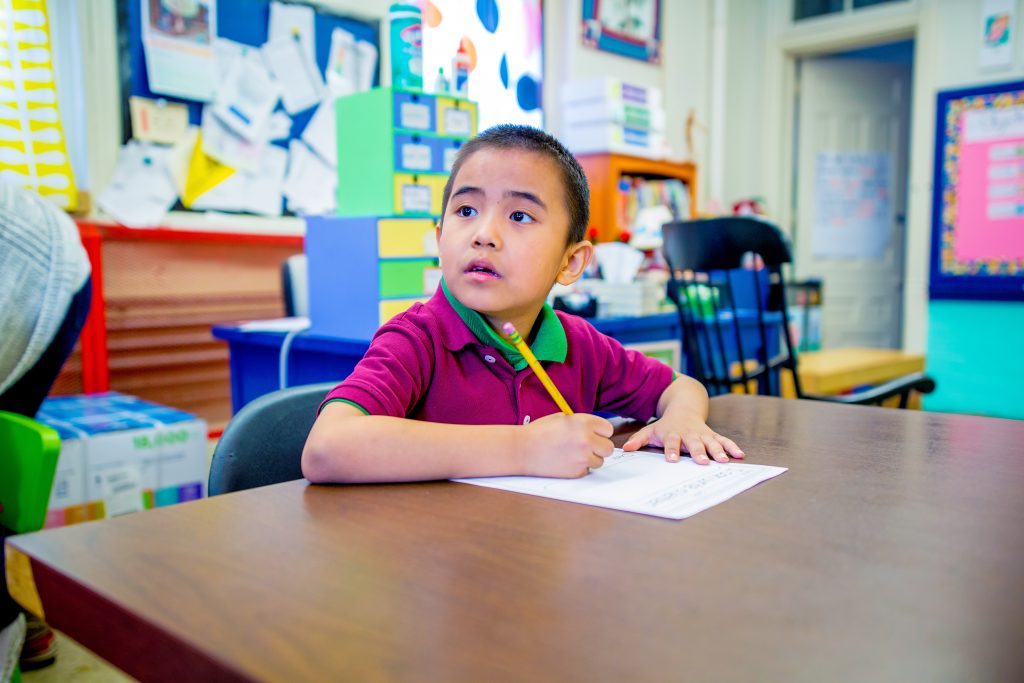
561;78;668;158
575;278;666;317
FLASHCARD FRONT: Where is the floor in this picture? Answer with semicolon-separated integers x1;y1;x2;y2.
22;632;132;683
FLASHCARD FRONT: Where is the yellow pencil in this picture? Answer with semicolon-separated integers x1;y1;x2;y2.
502;322;574;415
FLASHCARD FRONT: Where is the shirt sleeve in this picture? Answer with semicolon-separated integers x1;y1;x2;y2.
320;316;436;417
586;324;675;422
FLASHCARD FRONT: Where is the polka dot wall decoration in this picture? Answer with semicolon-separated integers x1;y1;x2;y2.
423;0;542;129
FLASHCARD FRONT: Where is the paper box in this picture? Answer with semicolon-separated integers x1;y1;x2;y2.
35;392;207;528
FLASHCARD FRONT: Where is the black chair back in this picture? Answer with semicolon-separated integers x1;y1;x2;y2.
208;382;335;495
662;217;801;397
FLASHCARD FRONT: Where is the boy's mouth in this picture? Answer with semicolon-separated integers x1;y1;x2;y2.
465;260;501;279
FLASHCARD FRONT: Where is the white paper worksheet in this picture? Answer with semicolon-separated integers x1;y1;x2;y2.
455;449;787;520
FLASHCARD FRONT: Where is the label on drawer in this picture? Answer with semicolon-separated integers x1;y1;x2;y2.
444;108;472;136
423;267;442;294
399;102;431;130
443;146;459;172
423;231;439;256
401;183;432;213
401;143;433;171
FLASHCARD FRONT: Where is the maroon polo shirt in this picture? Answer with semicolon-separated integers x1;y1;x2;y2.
322;283;674;425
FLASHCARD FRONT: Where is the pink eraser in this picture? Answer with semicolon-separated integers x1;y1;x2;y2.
502;322;515;335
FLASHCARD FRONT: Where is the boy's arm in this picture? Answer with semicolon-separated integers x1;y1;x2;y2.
302;402;616;483
621;375;745;464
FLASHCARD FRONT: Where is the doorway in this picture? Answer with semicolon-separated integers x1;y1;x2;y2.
792;39;913;350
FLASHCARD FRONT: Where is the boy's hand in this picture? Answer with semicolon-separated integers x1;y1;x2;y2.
520;413;615;478
622;411;744;465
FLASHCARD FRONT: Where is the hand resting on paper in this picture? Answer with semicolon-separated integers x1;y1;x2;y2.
621;375;745;465
622;413;744;465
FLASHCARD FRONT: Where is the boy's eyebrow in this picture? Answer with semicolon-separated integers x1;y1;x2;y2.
451;186;548;211
504;190;547;211
451;185;483;199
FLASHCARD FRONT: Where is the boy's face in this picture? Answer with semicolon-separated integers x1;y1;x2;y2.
436;148;591;332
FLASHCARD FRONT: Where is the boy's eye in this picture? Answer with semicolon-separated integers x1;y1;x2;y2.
510;211;534;223
456;206;477;217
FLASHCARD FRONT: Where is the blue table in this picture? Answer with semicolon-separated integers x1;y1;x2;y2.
212;313;682;413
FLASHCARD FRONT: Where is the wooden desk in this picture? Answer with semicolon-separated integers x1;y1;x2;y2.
7;396;1024;681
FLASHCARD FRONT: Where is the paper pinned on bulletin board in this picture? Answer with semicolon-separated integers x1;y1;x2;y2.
268;1;316;65
181;130;234;207
97;140;178;227
980;0;1015;70
142;0;218;102
0;0;78;210
812;151;892;260
129;96;190;144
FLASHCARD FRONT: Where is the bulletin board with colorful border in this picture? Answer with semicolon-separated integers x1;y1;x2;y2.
930;80;1024;301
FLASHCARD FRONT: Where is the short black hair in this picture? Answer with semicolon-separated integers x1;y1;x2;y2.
440;125;590;245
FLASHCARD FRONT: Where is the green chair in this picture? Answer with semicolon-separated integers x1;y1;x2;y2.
0;410;60;683
0;411;60;534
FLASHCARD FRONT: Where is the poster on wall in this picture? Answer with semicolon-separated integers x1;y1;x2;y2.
422;0;543;129
581;0;661;64
812;151;892;260
142;0;218;102
979;0;1015;70
930;80;1024;300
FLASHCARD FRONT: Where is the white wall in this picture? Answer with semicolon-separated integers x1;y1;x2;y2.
905;0;1024;351
544;0;713;189
719;0;1015;353
721;0;766;208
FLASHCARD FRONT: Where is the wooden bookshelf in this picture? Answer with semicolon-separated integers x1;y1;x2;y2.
576;153;697;243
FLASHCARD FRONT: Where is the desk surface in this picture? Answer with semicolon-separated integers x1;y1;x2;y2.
7;396;1024;682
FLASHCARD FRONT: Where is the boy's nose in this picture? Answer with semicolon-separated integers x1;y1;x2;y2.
471;217;502;248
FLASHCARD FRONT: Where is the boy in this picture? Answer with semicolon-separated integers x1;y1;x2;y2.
302;126;743;483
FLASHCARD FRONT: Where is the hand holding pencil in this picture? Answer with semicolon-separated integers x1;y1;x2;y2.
502;322;615;477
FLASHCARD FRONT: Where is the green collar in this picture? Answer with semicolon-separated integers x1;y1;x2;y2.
441;278;567;371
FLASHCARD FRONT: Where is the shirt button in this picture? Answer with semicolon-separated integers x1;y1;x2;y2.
523;415;531;425
483;354;496;363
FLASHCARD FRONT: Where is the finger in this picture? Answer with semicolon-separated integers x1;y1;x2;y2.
623;426;651;451
718;435;745;459
662;432;682;463
592;437;615;458
704;434;730;463
591;416;615;438
588;453;605;470
683;433;710;465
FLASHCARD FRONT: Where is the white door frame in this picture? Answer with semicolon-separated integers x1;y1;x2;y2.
758;1;931;351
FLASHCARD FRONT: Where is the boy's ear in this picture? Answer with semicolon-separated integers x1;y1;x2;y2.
556;240;594;286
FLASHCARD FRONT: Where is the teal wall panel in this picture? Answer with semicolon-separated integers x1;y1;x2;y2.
924;301;1024;419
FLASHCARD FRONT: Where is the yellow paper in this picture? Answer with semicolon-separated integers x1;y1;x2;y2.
0;0;78;209
182;132;235;207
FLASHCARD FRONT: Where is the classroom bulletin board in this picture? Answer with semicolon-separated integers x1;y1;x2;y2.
123;0;378;146
931;80;1024;300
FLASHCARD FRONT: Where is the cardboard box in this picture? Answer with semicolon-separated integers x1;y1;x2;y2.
35;392;207;528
